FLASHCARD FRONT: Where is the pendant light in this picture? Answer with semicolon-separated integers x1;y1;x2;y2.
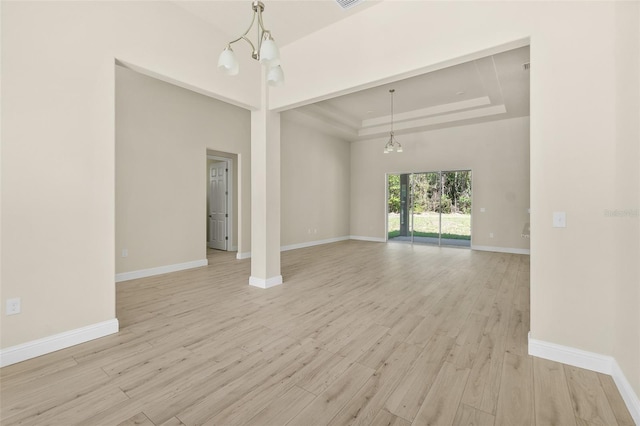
383;89;403;153
217;1;284;86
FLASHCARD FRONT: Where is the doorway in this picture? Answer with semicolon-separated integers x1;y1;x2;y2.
207;157;229;250
387;170;472;247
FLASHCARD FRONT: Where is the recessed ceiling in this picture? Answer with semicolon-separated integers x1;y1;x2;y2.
288;45;531;141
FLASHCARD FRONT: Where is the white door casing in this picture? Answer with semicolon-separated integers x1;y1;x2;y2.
208;161;227;250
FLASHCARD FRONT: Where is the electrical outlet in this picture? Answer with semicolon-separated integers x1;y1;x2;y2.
6;298;21;315
480;207;486;213
122;248;128;258
489;232;494;238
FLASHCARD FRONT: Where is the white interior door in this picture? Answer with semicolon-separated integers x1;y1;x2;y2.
208;161;227;250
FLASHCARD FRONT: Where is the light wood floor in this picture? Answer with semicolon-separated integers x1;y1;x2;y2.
1;241;634;425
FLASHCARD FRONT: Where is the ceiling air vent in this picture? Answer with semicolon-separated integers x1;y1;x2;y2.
335;0;365;10
523;62;531;71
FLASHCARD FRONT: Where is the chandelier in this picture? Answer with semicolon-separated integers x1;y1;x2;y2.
384;89;403;153
217;1;284;86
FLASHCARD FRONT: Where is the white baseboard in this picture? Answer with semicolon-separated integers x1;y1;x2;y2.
349;235;386;243
236;252;251;260
115;259;208;282
611;358;640;425
0;319;119;368
471;245;530;255
249;275;283;289
528;333;613;373
281;236;350;252
529;333;640;424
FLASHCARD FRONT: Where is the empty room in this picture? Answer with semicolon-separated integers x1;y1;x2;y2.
1;1;639;425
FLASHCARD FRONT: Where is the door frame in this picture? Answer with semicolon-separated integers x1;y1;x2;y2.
207;155;234;251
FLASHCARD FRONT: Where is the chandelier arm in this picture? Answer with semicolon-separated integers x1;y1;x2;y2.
256;10;262;56
241;36;257;56
227;10;258;46
257;10;270;35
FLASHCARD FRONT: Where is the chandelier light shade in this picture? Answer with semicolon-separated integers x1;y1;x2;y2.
384;89;403;154
259;37;280;65
218;47;239;76
267;65;285;87
218;1;284;86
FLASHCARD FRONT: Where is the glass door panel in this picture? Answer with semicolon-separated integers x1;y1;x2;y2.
387;174;401;240
440;170;472;246
410;172;441;244
387;174;412;241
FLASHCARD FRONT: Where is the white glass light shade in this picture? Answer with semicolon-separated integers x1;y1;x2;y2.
267;65;285;86
218;47;239;76
259;38;280;65
396;145;403;153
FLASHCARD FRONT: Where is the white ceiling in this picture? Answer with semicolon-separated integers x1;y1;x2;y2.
172;0;380;47
172;1;530;141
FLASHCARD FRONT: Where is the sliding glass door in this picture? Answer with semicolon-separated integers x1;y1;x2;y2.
388;170;471;246
439;171;472;244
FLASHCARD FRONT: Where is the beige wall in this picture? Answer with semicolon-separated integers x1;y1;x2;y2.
350;117;530;251
274;0;640;398
1;1;257;348
116;66;250;274
281;113;351;247
612;0;640;401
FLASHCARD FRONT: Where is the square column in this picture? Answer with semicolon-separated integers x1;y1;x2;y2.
249;72;282;288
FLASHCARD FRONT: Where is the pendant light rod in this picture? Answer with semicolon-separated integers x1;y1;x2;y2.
390;89;395;134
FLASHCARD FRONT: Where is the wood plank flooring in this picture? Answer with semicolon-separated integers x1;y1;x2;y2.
0;241;634;425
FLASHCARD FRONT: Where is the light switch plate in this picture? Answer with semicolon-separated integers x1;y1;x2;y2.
553;212;566;228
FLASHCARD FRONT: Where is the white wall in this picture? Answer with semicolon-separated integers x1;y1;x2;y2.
281;113;351;247
1;1;258;349
274;0;640;399
350;117;530;251
116;66;250;274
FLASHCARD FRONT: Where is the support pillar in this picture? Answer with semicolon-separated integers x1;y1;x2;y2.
249;72;282;288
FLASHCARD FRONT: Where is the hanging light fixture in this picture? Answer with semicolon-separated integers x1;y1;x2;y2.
217;1;284;86
383;89;403;153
